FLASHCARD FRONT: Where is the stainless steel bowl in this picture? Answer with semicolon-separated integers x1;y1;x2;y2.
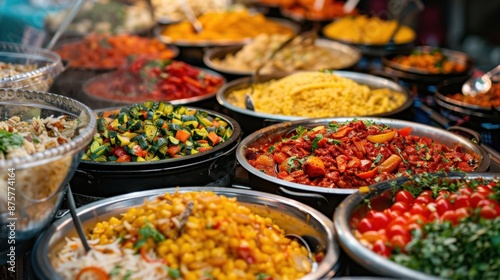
203;39;361;78
236;117;490;217
334;172;499;279
217;71;414;134
382;46;474;84
155;18;300;47
32;187;341;280
0;88;96;263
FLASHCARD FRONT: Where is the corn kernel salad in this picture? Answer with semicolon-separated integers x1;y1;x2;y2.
53;191;314;280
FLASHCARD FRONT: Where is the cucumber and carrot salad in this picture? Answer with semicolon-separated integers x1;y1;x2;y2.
82;101;233;162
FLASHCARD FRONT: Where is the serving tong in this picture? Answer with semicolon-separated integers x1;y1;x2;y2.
245;24;321;111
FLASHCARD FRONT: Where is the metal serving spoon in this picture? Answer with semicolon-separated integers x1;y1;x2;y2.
462;65;500;96
245;27;320;111
177;0;203;33
66;187;91;252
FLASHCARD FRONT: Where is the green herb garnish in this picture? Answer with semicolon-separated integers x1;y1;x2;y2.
0;130;25;156
311;134;323;153
110;265;121;276
394;146;409;164
371;153;383;168
328;138;342;145
124;270;133;280
291;126;306;140
168;268;181;278
268;145;275;153
328;122;339;132
392;218;500;279
134;223;166;249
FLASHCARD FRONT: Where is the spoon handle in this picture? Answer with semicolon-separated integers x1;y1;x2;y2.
486;64;500;78
66;187;91;252
253;27;318;83
253;34;299;83
177;0;203;33
45;0;87;50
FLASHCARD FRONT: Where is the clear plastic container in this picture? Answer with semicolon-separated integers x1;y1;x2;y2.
0;42;64;91
0;88;96;262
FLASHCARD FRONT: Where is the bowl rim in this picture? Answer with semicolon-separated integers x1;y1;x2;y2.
235;117;490;195
32;186;339;280
0;42;64;85
0;89;97;169
216;70;414;121
333;172;500;279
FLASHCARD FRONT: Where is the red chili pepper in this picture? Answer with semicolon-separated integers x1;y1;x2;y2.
114;147;126;157
132;145;147;158
140;247;166;264
397;127;412;137
75;266;109;280
237;246;255;264
182;76;202;88
116;154;131;162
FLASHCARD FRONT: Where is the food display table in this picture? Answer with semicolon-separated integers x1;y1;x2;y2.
1;1;500;279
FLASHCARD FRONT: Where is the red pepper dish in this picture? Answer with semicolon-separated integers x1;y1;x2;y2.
245;120;479;189
85;57;224;103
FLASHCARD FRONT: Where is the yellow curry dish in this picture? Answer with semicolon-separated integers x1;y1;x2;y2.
323;15;415;45
160;10;295;43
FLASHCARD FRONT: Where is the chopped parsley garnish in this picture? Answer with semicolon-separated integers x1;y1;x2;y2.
392;218;500;279
134;223;166;249
257;273;273;280
371;153;383;168
362;119;376;127
0;130;25;156
328;138;342;145
291;126;306;140
311;134;323;153
286;156;304;172
124;270;133;280
394;146;409;164
168;268;181;278
110;265;121;276
328;122;339;132
363;198;372;209
268;145;275;153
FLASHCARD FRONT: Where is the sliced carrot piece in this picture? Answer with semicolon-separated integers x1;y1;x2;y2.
175;129;191;142
207;131;220;145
